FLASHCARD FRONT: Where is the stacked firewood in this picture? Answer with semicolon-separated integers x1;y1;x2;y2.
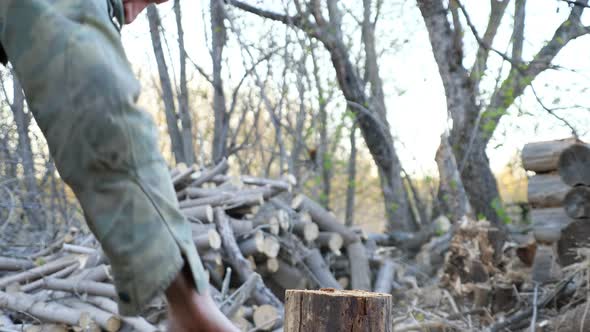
522;137;590;279
0;158;387;332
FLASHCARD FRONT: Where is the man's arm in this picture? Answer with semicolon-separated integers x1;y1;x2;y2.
122;0;168;23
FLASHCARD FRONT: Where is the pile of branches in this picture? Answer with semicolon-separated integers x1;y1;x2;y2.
0;159;406;331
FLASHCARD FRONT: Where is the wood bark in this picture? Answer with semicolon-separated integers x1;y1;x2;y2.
213;208;284;317
345;124;357;227
346;242;372;291
85;296;157;332
0;257;77;289
174;0;195;165
63;300;120;332
315;232;343;255
303;249;341;290
435;132;473;221
522;138;580;172
284;289;392;332
291;219;319;242
194;229;222;251
530;208;574;244
373;259;396;294
558;143;590;186
220;273;260;318
238;231;265;257
21;263;80;292
227;0;414;232
564;186;590;219
0;291;88;327
146;5;184;163
181;205;214;223
0;257;33;271
41;278;117;299
211;0;229;163
269;260;307;290
292;194;359;245
557;220;590;267
527;173;570;207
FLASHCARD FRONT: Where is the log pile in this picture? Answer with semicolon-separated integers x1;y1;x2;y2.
0;159;383;331
522;137;590;277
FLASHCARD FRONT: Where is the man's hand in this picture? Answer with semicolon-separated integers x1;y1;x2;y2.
122;0;168;24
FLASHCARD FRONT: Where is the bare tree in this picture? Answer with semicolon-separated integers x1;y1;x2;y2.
146;5;185;164
416;0;590;225
227;0;416;232
174;0;196;165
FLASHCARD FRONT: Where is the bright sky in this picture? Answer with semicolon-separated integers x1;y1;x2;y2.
118;0;590;177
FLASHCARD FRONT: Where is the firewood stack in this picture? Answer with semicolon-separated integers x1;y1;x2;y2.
522;137;590;278
0;158;382;332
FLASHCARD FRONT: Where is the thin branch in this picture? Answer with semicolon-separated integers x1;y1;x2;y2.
529;83;579;137
456;0;517;68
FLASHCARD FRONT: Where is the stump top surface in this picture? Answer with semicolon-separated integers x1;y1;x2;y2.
287;288;391;298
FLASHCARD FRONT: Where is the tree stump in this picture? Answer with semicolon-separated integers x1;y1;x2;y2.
284;289;392;332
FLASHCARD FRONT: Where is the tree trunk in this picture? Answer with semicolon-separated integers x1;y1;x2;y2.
435;132;473;221
211;0;229;164
521;137;580;172
311;45;331;209
11;75;43;226
345;125;357;227
227;0;414;232
284;289;392;332
527;173;570;208
174;0;195;165
146;5;184;164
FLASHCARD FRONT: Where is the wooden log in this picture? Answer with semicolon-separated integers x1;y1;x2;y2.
558;143;590;186
21;262;80;292
85;296;157;332
521;137;580;172
210;174;293;192
230;218;254;237
62;244;98;256
179;193;233;209
252;216;280;236
194;229;222;251
71;264;110;283
238;231;265;256
63;300;121;332
527;173;570;208
172;164;196;187
530;207;574;244
564;186;590;219
41;278;117;298
214;208;284;317
373;259;396;294
284;289;392;332
0;291;90;327
269;260;306;290
190;158;229;187
291;194;359;245
221;273;261;318
304;249;341;290
346;242;372;291
0;257;33;271
0;257;77;289
253;304;280;331
265;258;279;274
557;220;590;267
315;232;343;255
263;237;281;258
531;244;561;284
292;220;319;242
182;205;214;223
